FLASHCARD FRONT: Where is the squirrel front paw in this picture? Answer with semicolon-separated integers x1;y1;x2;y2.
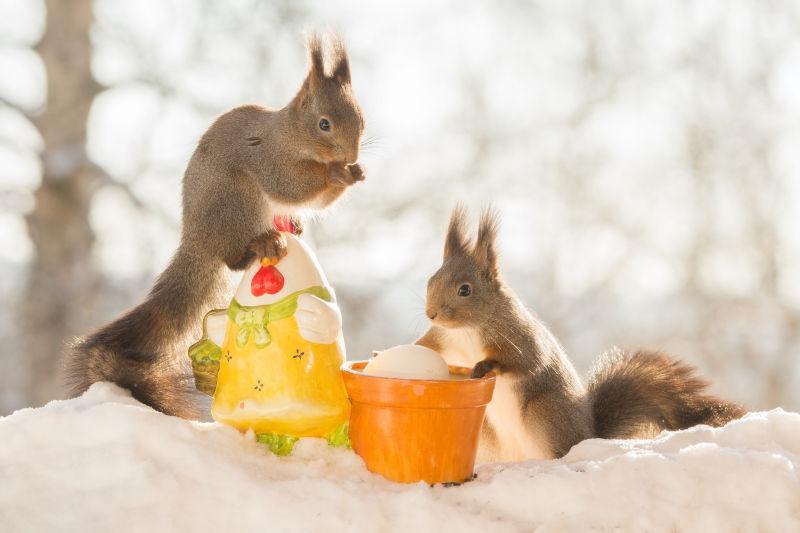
347;162;365;182
471;359;498;379
229;230;288;270
329;162;366;187
290;216;304;236
248;229;288;262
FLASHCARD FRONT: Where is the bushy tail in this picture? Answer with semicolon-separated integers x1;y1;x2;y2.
588;349;745;439
64;249;226;419
66;336;205;418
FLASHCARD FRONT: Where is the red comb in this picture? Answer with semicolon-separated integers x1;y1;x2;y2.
251;264;285;296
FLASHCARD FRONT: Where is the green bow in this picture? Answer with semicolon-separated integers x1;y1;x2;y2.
227;286;333;349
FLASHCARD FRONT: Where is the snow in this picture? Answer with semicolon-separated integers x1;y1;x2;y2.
1;383;799;532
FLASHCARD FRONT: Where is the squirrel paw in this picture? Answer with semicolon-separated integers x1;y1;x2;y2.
290;216;304;236
227;230;288;270
329;162;366;187
347;162;366;182
471;359;498;379
248;229;288;262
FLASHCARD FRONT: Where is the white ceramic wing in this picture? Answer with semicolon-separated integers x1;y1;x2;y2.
295;293;342;344
205;310;228;347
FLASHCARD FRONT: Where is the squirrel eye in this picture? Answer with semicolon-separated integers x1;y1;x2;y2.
458;284;472;297
318;118;331;132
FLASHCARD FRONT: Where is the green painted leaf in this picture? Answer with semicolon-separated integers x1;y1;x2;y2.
326;422;351;449
257;433;299;456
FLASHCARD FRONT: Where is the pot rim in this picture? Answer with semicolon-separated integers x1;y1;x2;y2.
341;360;496;409
343;360;493;383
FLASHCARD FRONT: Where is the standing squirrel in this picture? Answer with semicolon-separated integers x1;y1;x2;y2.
416;206;745;461
66;33;365;419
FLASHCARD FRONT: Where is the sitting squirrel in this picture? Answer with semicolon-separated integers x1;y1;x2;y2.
416;206;744;461
66;33;366;419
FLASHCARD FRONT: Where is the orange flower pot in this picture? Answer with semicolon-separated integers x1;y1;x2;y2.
341;361;496;484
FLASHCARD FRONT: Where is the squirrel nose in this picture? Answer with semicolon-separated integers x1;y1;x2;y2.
346;144;359;164
426;308;438;320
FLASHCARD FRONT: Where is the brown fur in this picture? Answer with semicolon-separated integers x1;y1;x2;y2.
65;33;366;418
589;348;745;439
418;207;744;460
419;206;592;459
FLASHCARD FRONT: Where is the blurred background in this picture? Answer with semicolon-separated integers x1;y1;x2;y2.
1;0;798;415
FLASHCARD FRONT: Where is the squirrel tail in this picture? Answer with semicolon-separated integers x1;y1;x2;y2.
587;349;745;439
64;248;227;419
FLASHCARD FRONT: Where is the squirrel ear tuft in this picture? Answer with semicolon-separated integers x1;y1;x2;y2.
330;34;351;85
473;206;500;277
444;204;470;258
305;32;325;89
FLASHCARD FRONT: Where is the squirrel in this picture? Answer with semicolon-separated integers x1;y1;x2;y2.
416;206;745;461
65;33;366;419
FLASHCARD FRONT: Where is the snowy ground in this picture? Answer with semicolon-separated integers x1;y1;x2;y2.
1;384;799;532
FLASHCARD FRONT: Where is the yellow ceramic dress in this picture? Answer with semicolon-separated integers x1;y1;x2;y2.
188;233;351;454
212;287;350;437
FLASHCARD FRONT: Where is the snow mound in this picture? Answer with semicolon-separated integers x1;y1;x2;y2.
1;383;799;532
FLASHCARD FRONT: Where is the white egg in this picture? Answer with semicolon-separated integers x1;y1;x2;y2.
363;344;450;380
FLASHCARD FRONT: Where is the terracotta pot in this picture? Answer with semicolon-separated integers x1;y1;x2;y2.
341;361;496;484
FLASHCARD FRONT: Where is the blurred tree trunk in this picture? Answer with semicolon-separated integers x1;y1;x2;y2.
22;0;100;406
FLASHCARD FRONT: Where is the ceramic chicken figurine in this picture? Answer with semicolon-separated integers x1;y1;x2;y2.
189;218;350;455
